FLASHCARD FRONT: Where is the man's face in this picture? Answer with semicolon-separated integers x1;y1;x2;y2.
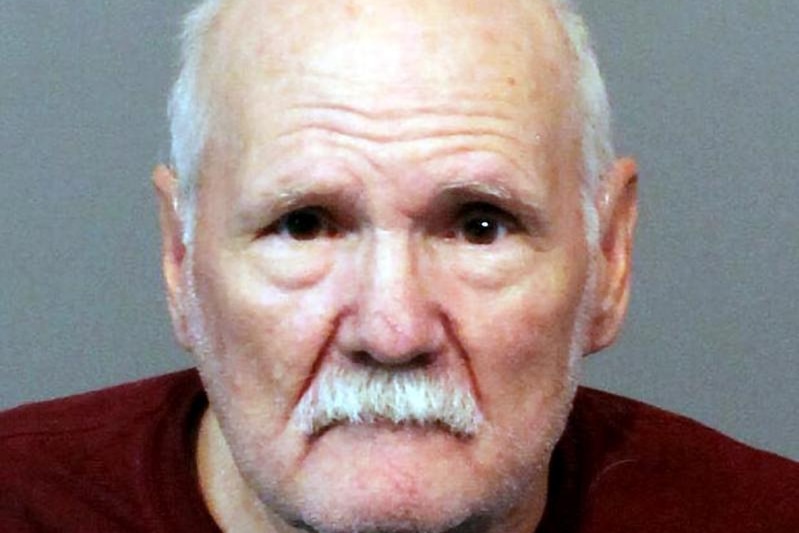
178;0;598;531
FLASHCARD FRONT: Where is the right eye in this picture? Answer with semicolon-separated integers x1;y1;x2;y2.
262;207;338;241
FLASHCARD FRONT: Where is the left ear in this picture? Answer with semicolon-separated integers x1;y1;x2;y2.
585;157;638;355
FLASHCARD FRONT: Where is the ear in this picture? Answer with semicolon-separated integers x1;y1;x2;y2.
152;164;192;350
585;157;638;354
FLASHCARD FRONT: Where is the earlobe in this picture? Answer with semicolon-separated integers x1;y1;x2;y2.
585;157;638;355
152;164;192;350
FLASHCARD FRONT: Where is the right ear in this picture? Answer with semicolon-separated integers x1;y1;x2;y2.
152;165;192;349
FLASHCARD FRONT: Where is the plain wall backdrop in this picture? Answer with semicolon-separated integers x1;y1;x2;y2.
1;0;797;460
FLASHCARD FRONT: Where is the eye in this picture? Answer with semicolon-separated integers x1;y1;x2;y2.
455;203;517;245
265;207;337;241
462;214;502;244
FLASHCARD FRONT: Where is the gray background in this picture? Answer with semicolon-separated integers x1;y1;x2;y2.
1;1;796;460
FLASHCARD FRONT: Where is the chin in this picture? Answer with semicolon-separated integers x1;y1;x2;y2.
293;502;477;533
279;481;493;533
249;424;550;533
277;441;479;532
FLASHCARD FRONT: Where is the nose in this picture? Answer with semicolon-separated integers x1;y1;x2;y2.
336;230;444;367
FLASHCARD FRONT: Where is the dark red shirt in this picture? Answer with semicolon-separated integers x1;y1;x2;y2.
1;370;796;532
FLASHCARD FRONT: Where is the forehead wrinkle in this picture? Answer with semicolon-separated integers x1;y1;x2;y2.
271;125;536;183
258;84;542;156
288;96;516;123
277;120;527;150
203;0;580;208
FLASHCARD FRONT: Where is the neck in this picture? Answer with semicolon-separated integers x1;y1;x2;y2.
196;409;288;533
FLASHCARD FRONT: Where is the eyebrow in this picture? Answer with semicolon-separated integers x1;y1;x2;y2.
233;183;362;235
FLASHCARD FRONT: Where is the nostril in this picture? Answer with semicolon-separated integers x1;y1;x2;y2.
407;352;434;368
352;350;375;367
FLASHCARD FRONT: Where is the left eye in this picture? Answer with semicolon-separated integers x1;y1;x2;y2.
455;204;517;245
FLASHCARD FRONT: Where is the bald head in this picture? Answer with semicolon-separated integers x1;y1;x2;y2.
168;0;614;243
207;0;569;83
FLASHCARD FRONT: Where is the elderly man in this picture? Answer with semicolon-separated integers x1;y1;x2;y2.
1;0;797;531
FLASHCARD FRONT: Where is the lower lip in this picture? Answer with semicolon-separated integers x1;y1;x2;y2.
304;423;473;472
313;420;473;445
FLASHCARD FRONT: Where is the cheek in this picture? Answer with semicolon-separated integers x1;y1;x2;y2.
189;249;348;428
440;249;586;420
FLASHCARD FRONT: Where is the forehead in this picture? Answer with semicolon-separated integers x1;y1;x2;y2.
202;0;575;121
191;0;583;212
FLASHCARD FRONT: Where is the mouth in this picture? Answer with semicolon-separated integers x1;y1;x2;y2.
310;417;477;441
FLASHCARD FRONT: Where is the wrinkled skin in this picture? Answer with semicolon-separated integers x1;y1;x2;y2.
154;0;637;532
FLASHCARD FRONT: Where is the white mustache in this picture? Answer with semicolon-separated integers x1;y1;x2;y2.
291;365;483;437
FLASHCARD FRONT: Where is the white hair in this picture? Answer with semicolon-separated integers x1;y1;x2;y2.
292;364;483;437
168;0;224;243
550;0;616;248
168;0;615;245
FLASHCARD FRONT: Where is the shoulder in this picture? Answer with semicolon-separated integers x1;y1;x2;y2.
0;369;201;455
0;369;215;532
554;387;799;533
